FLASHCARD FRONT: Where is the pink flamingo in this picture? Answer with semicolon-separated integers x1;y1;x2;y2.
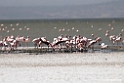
87;40;97;48
115;35;122;45
3;36;19;50
109;35;116;45
0;41;3;50
15;35;25;47
9;40;16;50
32;37;52;50
52;35;70;51
105;32;109;37
39;37;53;50
95;37;102;45
24;36;30;47
2;36;9;51
91;34;94;38
32;37;41;49
16;36;25;42
87;37;102;51
77;36;88;52
52;36;69;47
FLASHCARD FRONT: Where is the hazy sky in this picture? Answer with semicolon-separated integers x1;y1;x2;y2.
0;0;115;7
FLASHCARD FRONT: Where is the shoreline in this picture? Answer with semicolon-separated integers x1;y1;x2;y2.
1;45;124;54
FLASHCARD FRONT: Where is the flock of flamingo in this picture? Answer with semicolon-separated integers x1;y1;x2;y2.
30;32;124;51
0;35;30;51
0;22;124;53
0;32;124;53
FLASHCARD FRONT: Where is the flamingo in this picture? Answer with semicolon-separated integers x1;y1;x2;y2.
1;24;4;26
0;41;3;50
106;30;109;33
52;36;69;47
111;27;114;30
15;36;25;47
109;35;116;45
52;35;70;51
2;36;19;51
2;37;9;51
77;43;84;52
121;29;124;32
95;37;102;45
24;36;30;42
105;32;109;37
101;43;108;51
11;40;21;49
40;37;53;50
91;34;94;38
87;40;97;48
76;30;79;32
77;36;88;52
32;37;41;49
115;35;122;45
7;36;14;43
87;37;102;51
32;37;52;50
24;36;30;47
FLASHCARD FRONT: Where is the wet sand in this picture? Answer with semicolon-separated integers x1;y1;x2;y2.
0;52;124;83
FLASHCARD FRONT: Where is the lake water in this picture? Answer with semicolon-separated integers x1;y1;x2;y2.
0;18;124;46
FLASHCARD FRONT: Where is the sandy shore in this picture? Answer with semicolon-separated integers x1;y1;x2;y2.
0;52;124;83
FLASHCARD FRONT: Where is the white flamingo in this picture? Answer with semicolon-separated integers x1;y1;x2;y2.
101;43;108;51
